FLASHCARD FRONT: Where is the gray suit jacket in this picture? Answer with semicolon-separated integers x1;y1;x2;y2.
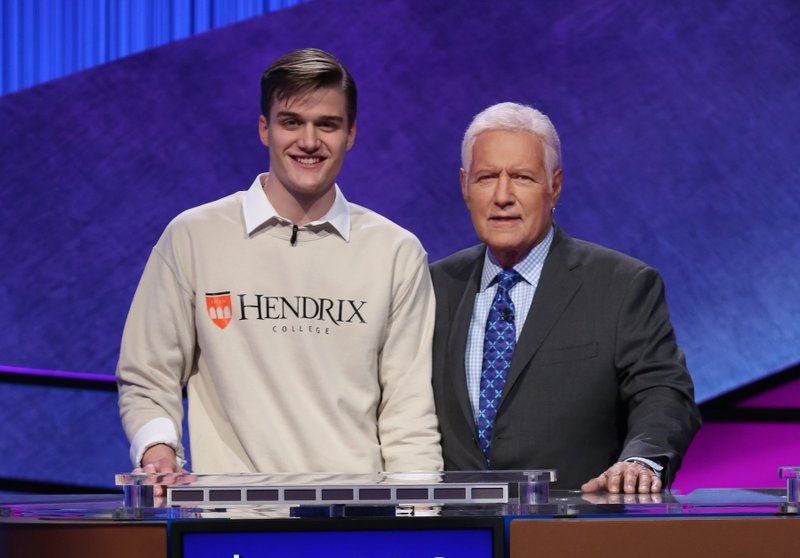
431;227;701;488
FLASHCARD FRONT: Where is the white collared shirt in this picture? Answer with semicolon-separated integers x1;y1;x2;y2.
242;173;351;240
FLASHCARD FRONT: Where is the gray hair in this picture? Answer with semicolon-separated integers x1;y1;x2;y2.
461;102;561;184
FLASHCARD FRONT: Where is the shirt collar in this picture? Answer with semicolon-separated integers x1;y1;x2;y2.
480;225;555;291
242;173;351;241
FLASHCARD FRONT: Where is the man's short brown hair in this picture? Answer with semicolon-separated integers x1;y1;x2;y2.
260;48;357;127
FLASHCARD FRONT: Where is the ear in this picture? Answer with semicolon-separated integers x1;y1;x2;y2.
346;120;357;151
460;168;469;204
258;115;269;147
550;167;563;208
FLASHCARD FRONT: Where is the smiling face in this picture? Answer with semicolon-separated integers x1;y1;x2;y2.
259;86;356;223
461;129;562;268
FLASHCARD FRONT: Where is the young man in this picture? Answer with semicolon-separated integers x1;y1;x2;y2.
117;48;442;477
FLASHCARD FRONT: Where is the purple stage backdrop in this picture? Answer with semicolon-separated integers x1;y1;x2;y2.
1;0;798;488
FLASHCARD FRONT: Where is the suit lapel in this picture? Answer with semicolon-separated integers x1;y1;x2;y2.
501;230;583;401
446;249;485;432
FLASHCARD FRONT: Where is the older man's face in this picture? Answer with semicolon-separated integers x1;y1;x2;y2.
461;130;562;268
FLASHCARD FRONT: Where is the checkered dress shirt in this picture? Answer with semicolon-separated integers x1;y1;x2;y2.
465;226;555;423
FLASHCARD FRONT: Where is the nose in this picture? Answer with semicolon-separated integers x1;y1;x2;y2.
298;123;320;152
494;173;514;207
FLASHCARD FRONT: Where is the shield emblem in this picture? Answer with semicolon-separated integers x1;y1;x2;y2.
205;291;232;329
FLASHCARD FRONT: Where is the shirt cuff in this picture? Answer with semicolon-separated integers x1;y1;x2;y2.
130;417;184;467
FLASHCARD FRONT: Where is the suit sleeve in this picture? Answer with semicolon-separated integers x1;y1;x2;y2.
614;266;702;485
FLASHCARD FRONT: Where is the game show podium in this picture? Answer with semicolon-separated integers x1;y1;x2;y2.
2;468;799;557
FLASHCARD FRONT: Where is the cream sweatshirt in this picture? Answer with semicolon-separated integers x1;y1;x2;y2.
117;181;442;474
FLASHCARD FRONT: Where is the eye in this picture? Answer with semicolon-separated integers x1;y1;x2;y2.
317;120;341;132
281;118;300;128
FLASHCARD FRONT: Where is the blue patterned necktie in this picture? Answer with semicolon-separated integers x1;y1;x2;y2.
477;268;523;464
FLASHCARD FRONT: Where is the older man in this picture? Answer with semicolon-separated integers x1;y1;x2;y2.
431;102;700;493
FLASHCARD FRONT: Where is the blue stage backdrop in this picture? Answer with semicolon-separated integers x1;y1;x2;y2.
1;0;798;488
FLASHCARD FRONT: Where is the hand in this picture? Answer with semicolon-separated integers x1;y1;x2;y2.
581;461;662;494
133;443;186;497
139;443;180;472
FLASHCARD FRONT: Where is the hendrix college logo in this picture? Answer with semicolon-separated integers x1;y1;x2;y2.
205;291;232;329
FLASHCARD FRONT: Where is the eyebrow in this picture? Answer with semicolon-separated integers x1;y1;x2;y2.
473;165;540;174
275;110;345;123
471;166;500;175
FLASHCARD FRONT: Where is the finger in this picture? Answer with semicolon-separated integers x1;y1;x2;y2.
650;476;663;494
636;470;655;494
139;463;158;485
607;468;624;494
581;471;608;493
621;464;642;494
141;462;171;498
580;477;601;493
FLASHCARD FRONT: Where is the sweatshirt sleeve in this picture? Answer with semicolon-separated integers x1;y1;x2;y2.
116;222;196;467
376;239;444;472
